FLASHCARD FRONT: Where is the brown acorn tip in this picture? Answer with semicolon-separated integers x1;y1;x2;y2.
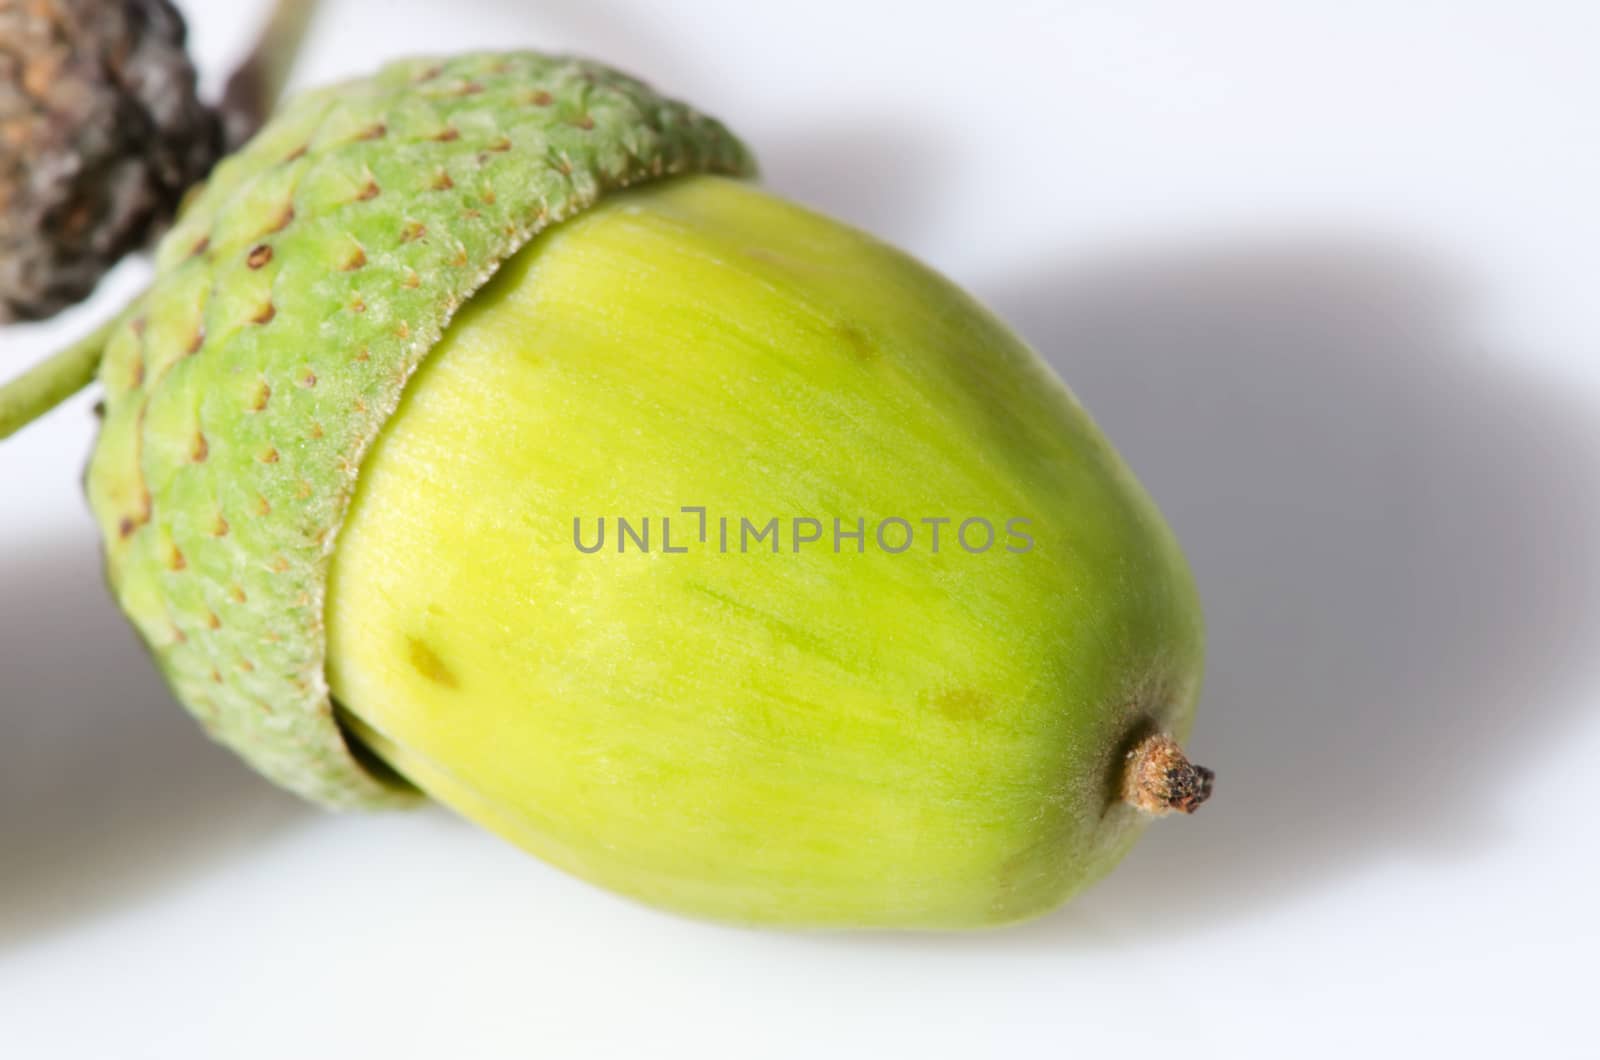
1121;731;1214;816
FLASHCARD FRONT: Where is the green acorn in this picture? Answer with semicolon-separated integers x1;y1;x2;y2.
5;51;1209;929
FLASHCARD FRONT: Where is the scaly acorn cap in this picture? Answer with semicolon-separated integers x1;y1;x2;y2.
82;51;753;808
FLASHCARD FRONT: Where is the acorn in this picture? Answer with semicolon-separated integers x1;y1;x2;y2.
4;51;1209;929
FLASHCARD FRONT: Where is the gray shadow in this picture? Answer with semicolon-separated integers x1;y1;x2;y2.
0;530;307;948
960;242;1596;945
754;119;949;245
786;241;1599;952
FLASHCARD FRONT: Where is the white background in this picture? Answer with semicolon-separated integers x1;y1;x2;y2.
4;1;1599;1056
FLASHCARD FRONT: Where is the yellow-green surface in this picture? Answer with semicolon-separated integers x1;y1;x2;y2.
327;176;1203;928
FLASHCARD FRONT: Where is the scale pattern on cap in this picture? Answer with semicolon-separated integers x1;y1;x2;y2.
83;51;754;809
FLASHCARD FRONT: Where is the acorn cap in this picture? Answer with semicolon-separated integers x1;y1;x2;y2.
0;0;223;322
83;51;753;808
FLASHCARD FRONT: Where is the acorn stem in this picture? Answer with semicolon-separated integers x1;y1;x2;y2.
1121;731;1214;816
220;0;321;148
0;320;113;440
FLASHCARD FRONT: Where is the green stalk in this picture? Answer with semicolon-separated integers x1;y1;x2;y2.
0;320;114;440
